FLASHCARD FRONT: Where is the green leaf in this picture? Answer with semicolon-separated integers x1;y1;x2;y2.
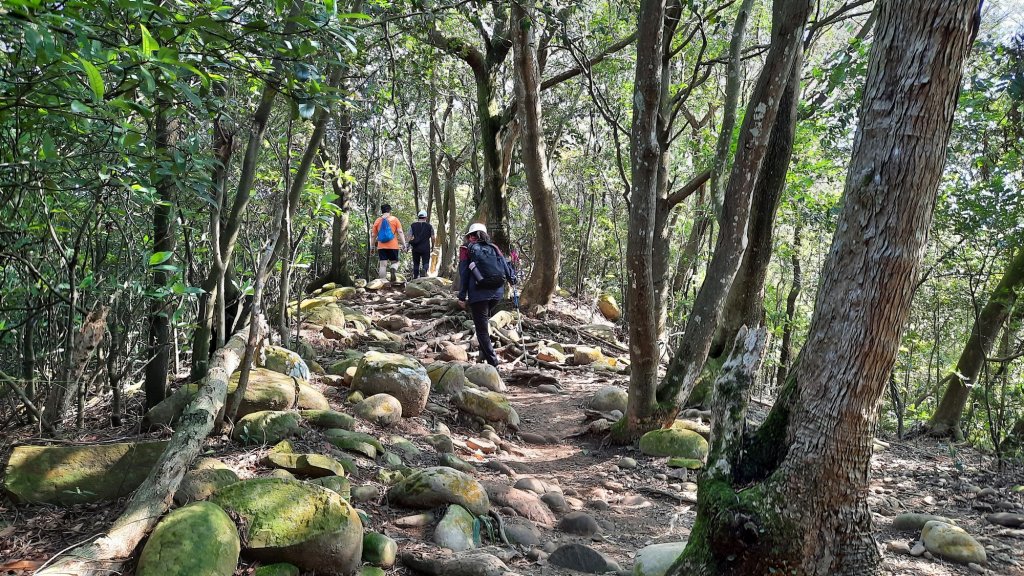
76;55;104;101
149;251;173;266
41;133;55;159
70;100;92;114
140;24;159;55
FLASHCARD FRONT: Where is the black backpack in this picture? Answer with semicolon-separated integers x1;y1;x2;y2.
469;242;506;289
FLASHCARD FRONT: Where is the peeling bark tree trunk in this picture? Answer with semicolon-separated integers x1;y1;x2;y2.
671;1;981;573
38;320;266;576
928;247;1024;439
513;0;561;308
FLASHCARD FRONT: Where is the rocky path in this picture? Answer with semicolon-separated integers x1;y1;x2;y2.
1;278;1023;576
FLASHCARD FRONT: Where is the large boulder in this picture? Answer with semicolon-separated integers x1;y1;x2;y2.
322;286;358;301
300;409;355;430
427;362;468;394
353;394;403;427
296;381;330;411
639;427;709;460
3;441;168;504
233;411;302;446
388;466;490;516
137;502;240;576
351;352;431;416
633;542;687;576
920;520;987;565
454;388;517;426
588;386;628;413
227;369;296;417
465;364;505;392
325;429;385;459
405;277;452;298
362;532;398;568
260;345;311;381
211;478;363;575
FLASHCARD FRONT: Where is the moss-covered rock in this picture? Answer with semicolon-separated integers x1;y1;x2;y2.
263;452;347;478
353;393;403;426
633;541;686;576
325;428;384;459
211;478;363;575
389;435;422;457
351;351;431;416
253;563;300;576
921;520;986;565
666;457;703;470
303;304;347;327
309;476;351;501
137;502;239;576
323;286;358;301
387;466;489;515
228;369;298;417
453;388;515;424
296;381;329;411
639;427;709;460
433;504;478;551
427;362;468;394
300;409;355;430
573;346;603;365
439;453;475;474
357;567;386;576
362;531;398;568
233;411;302;446
465;364;505;392
174;467;240;505
327;351;366;376
3;441;168;504
260;345;311;380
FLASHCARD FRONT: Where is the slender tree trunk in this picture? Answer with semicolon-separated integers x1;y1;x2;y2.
710;53;803;360
443;156;460;279
775;220;802;390
671;1;981;573
654;0;812;416
928;247;1024;438
620;0;668;437
143;103;176;410
513;0;561;308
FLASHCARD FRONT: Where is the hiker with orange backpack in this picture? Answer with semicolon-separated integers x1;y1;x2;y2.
370;203;408;281
458;223;517;367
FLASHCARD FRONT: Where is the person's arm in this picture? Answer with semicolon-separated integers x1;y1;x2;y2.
457;245;470;303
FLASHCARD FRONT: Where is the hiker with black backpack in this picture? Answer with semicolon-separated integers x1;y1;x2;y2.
371;203;408;281
408;210;434;279
458;222;516;367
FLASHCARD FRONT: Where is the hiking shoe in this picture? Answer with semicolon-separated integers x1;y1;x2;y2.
389;267;397;283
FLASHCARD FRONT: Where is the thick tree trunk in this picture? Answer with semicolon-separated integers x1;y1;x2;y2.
38;320;265;576
671;1;981;573
143;103;176;410
928;247;1024;438
512;0;561;308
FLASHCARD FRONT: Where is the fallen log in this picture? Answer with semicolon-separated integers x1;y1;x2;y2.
36;317;267;576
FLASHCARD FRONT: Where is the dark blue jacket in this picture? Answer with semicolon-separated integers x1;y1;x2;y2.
458;241;516;304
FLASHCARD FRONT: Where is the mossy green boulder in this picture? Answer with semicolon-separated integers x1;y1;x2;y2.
362;531;398;568
325;428;384;459
427;362;468;394
328;351;365;377
639;427;708;460
453;388;517;425
310;476;351;500
465;364;505;392
228;369;297;417
211;478;363;575
666;457;703;470
233;411;302;446
296;381;330;411
300;409;355;430
174;467;240;505
921;520;987;565
323;286;358;301
260;345;311;380
137;502;240;576
351;351;431;416
3;441;168;504
303;304;346;327
387;466;490;515
263;452;347;478
433;504;478;551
